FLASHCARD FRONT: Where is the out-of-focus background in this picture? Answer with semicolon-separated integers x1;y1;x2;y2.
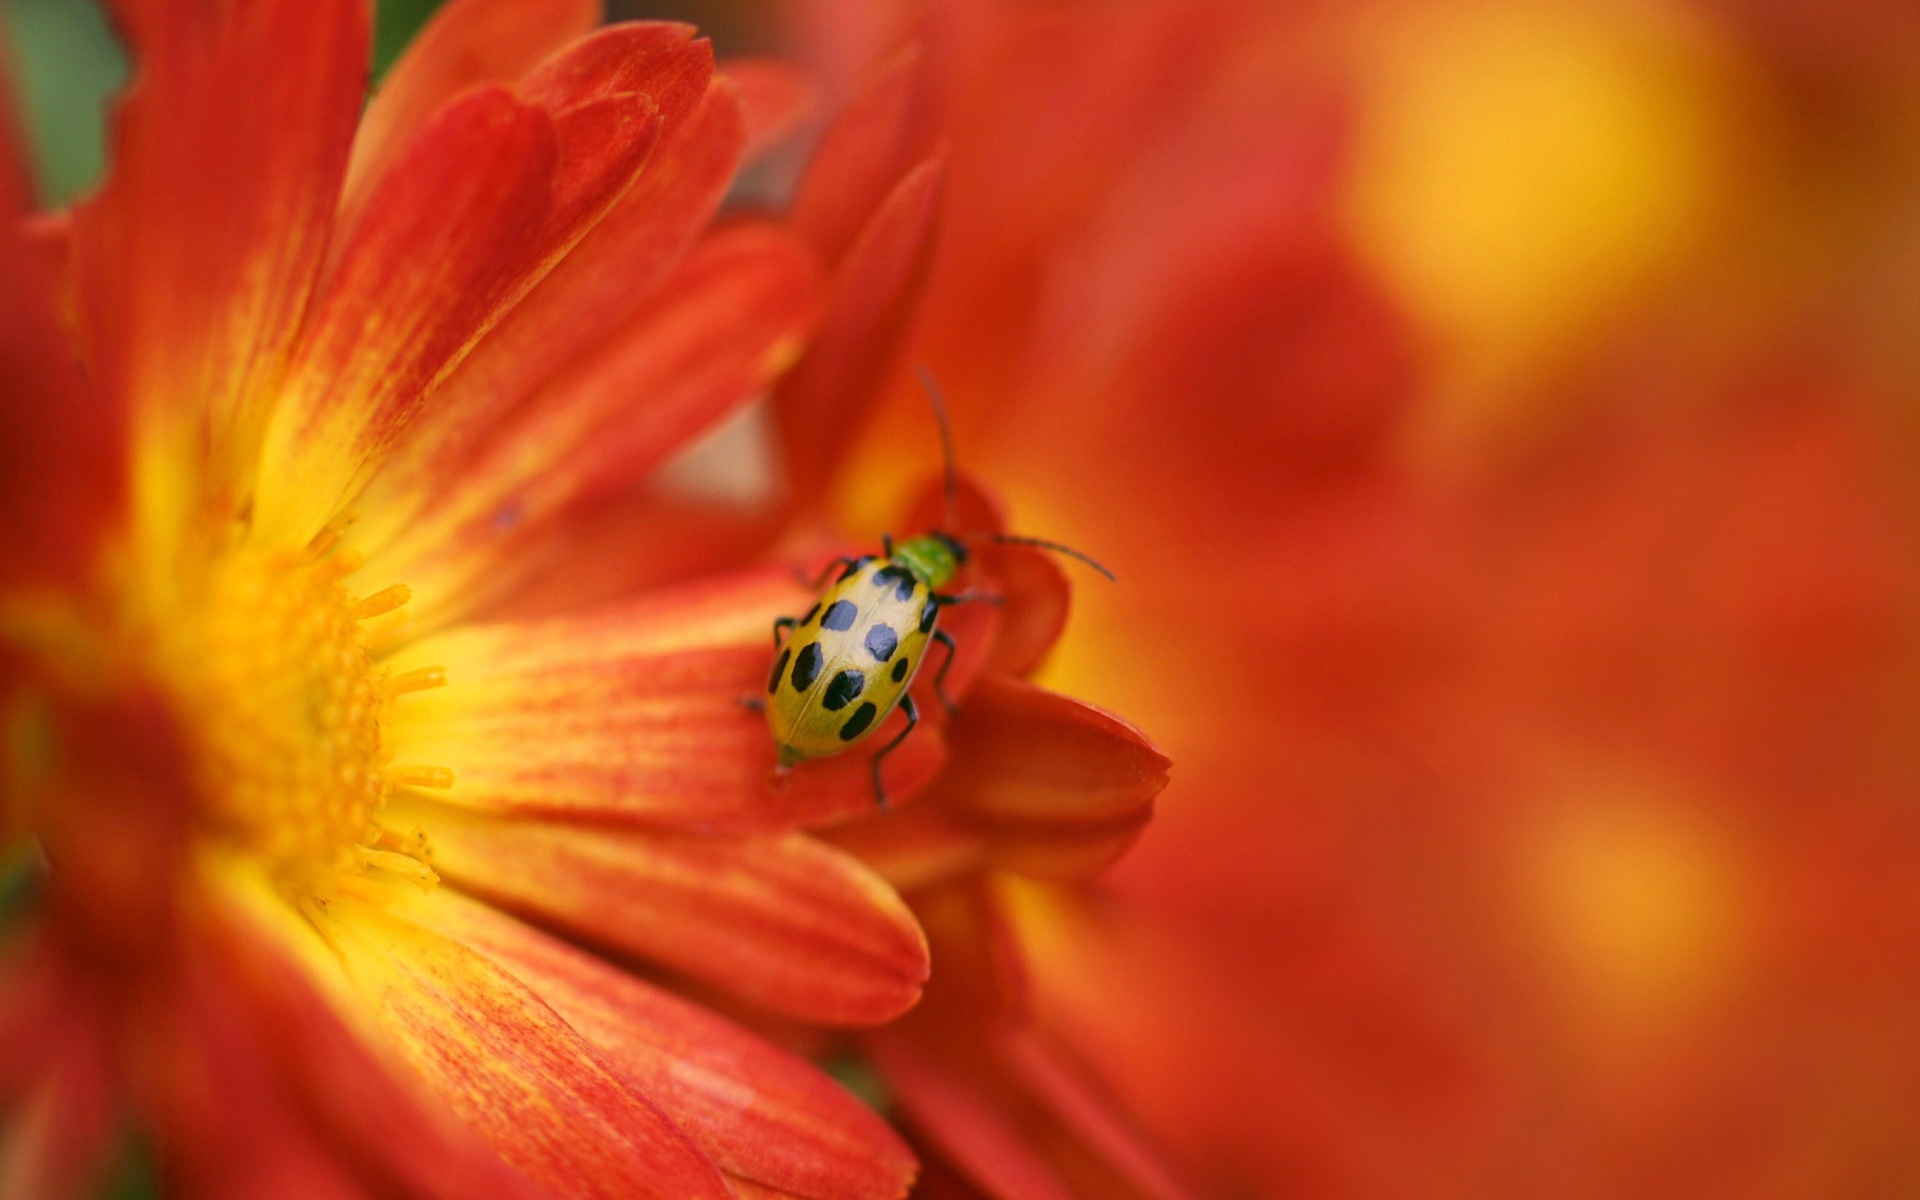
13;0;1920;1196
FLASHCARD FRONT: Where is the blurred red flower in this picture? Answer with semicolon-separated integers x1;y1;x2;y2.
776;0;1920;1195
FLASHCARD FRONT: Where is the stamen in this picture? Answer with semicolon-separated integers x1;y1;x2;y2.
304;513;360;562
312;548;365;584
355;845;440;892
390;765;456;789
387;665;447;694
350;584;412;621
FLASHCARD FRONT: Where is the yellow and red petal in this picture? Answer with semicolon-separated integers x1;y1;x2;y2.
250;86;562;546
341;0;603;228
381;567;945;830
323;893;735;1200
69;0;366;535
406;888;919;1199
350;74;742;560
390;796;929;1026
361;223;816;630
775;156;945;509
201;868;555;1200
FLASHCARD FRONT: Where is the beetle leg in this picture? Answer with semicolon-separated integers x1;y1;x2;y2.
772;616;797;647
882;532;894;557
931;630;959;714
798;555;858;589
738;695;766;712
931;588;1005;607
871;694;918;810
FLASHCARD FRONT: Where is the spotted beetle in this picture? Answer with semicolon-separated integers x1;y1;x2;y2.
753;371;1112;807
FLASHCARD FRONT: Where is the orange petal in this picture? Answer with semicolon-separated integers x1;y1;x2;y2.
720;58;817;160
820;806;992;894
360;223;816;630
69;0;366;521
201;865;554;1200
930;673;1169;825
324;892;734;1200
350;74;742;560
789;44;937;266
979;545;1072;677
775;157;946;508
251;87;561;547
865;1034;1076;1200
341;0;602;229
407;888;919;1199
390;795;930;1026
381;566;946;831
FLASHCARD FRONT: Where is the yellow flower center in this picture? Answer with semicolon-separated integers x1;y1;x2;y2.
157;537;446;894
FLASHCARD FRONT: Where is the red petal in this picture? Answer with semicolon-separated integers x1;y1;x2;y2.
326;893;734;1200
720;58;817;159
820;806;992;894
341;0;601;231
252;87;560;546
979;545;1071;677
381;566;945;831
392;796;930;1026
1;102;116;588
865;1034;1076;1200
361;223;816;631
930;673;1169;825
350;75;743;560
789;45;937;266
411;888;919;1198
69;0;365;506
774;157;945;507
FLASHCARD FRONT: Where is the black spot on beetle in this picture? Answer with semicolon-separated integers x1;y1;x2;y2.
839;701;878;741
821;599;857;631
790;642;823;691
919;598;939;633
767;648;790;694
873;564;917;601
823;669;865;711
800;602;820;625
891;657;911;683
838;556;873;582
865;624;898;662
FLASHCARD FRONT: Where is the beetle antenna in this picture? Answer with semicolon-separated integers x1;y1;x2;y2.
989;534;1117;582
916;366;960;531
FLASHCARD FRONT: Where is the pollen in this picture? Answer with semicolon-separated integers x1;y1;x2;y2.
159;545;449;890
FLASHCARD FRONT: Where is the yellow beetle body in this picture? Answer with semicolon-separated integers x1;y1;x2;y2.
765;534;964;775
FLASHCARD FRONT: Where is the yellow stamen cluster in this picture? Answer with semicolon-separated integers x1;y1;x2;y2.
157;540;448;894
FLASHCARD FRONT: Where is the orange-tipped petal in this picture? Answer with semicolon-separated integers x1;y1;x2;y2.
341;0;602;228
407;888;919;1199
775;157;946;506
381;567;945;831
251;87;560;546
930;673;1169;826
390;796;930;1026
69;0;366;521
323;894;734;1200
361;223;817;629
720;58;817;159
351;76;744;559
790;44;937;265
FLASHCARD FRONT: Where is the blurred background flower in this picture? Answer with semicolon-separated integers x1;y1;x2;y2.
12;0;1920;1196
